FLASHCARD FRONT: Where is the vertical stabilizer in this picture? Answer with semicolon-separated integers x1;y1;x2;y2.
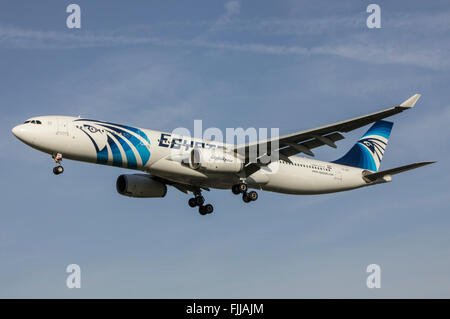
332;120;393;171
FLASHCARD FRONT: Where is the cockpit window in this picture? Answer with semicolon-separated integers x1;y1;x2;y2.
24;120;42;124
24;120;30;124
36;120;42;124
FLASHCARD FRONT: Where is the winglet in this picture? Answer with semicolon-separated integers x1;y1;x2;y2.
399;94;421;108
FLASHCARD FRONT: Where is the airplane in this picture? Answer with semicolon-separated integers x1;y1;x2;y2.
11;94;434;215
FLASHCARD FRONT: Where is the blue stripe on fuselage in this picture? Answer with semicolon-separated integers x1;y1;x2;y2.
107;135;123;167
100;124;150;166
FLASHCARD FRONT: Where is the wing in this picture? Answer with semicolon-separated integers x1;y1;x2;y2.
234;94;421;164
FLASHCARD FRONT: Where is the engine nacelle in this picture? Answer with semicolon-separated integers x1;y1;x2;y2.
189;148;244;173
116;174;167;198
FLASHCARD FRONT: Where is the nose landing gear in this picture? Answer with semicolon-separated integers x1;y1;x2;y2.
52;153;64;175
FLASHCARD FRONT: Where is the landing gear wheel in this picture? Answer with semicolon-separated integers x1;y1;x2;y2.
53;166;64;175
198;204;213;215
204;204;214;214
199;206;207;215
188;198;197;208
195;196;205;206
232;184;241;195
238;183;248;193
248;191;258;201
242;193;251;203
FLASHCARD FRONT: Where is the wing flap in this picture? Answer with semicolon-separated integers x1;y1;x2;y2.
280;132;344;157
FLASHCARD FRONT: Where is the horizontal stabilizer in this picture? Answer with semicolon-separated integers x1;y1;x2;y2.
363;161;435;182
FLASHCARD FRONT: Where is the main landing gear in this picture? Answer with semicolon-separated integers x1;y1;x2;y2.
188;193;214;215
52;153;64;175
232;182;258;203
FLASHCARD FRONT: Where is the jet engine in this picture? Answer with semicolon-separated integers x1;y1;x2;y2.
116;174;167;198
189;148;244;173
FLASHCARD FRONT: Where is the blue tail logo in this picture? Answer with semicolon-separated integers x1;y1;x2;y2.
332;120;393;171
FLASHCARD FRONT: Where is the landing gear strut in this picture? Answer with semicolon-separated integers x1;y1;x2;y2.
52;153;64;175
232;182;258;203
188;193;214;215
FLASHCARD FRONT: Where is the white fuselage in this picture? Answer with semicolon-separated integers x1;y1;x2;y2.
12;116;370;195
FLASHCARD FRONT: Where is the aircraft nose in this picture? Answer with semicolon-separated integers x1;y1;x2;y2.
12;124;22;138
11;124;32;144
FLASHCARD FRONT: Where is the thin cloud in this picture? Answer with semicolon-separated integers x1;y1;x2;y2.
204;11;450;35
0;25;165;49
1;7;450;70
209;0;241;32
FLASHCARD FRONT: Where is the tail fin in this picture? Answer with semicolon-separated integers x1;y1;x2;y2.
332;120;393;171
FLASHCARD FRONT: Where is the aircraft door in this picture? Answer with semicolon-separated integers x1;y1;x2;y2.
56;118;69;136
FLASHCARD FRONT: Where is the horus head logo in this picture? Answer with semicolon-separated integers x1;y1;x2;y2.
359;137;386;162
362;140;376;153
78;124;107;152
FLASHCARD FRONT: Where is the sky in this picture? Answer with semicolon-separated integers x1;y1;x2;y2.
0;0;449;298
